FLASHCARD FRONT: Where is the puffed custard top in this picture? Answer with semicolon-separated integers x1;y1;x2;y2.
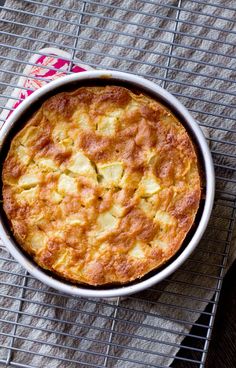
2;85;201;285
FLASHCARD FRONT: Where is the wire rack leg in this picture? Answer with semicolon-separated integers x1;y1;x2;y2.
69;1;87;72
5;270;28;366
103;297;120;367
162;0;182;89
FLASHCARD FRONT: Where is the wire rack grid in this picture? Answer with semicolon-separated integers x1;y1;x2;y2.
0;0;236;367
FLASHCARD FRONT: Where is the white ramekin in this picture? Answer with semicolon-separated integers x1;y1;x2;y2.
0;70;215;298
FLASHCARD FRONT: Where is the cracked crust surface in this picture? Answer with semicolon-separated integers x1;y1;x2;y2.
2;85;201;285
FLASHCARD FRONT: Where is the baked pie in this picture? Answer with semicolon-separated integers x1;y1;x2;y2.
2;85;201;285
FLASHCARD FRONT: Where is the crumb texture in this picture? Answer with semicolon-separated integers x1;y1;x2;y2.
2;86;201;285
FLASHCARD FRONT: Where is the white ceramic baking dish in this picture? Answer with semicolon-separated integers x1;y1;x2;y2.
0;70;215;298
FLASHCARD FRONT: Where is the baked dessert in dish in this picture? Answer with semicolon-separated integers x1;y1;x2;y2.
2;85;201;286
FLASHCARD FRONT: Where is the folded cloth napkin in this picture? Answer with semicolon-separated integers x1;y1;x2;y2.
0;47;93;122
0;2;236;367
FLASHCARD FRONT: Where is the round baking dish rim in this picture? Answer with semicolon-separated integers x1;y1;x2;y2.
0;70;215;298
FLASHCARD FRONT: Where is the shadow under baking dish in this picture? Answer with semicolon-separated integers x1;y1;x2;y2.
0;78;206;291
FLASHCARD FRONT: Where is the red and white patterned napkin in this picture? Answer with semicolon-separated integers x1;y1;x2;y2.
0;47;94;123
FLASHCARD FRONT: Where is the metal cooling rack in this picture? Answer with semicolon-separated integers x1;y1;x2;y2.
0;1;236;367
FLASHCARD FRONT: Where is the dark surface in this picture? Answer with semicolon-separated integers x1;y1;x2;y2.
206;260;236;368
173;260;236;368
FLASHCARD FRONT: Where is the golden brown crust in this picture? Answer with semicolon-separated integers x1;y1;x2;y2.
2;85;201;285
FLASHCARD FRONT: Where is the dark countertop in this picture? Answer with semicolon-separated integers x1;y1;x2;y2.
173;260;236;368
206;260;236;368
